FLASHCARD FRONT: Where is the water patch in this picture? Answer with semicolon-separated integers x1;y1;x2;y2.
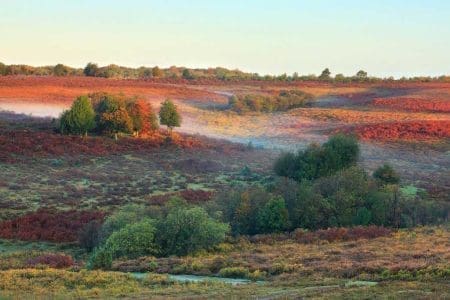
130;272;259;285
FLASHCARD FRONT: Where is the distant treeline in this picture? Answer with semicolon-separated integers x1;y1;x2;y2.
0;62;449;82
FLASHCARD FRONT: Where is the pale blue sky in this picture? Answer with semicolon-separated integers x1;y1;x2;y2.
1;0;449;77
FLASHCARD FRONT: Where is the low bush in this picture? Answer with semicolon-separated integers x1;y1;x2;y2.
26;253;74;269
218;267;250;278
0;209;105;243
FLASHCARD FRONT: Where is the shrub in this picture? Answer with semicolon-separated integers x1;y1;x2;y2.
373;164;400;185
126;99;159;136
256;197;289;233
95;95;133;139
274;134;359;182
104;219;159;259
157;206;229;256
100;204;147;242
26;253;74;269
87;247;113;270
0;209;105;243
59;96;96;136
83;62;99;77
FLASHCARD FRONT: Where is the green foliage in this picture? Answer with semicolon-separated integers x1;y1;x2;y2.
0;62;6;75
319;68;331;80
152;66;163;77
87;246;112;270
373;164;400;185
83;62;99;77
100;204;147;242
59;96;96;135
256;197;289;233
274;134;359;182
104;219;159;259
182;68;194;80
53;64;70;76
218;267;249;278
229;90;314;113
157;206;229;256
159;99;181;131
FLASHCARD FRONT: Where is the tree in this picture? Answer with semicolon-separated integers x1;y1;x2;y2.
104;219;159;259
78;220;102;252
95;95;133;139
373;164;400;185
182;68;194;80
53;64;69;76
83;62;99;77
152;66;163;77
159;99;181;134
356;70;368;80
127;99;159;136
59;96;96;136
157;206;229;256
0;62;6;75
256;197;289;233
100;204;147;242
319;68;331;80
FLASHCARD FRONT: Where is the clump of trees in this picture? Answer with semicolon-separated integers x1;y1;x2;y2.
229;90;314;113
59;93;160;139
86;202;229;269
274;134;359;181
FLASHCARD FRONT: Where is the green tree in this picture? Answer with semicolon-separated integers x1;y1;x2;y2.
157;206;229;256
87;246;112;270
83;62;99;77
356;70;368;80
59;96;96;136
182;68;194;80
159;99;181;134
373;164;400;185
319;68;331;80
53;64;69;76
0;62;6;75
100;204;147;242
256;197;289;233
104;219;159;259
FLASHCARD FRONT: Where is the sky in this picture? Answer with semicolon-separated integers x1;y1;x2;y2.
1;0;449;77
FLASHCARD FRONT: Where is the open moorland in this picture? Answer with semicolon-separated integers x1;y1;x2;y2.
0;75;449;299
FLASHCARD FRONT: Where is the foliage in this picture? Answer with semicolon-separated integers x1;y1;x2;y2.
127;99;159;135
373;164;400;185
0;209;105;242
87;247;113;269
95;95;133;137
159;99;181;131
83;62;99;77
157;206;229;256
26;253;74;269
229;90;314;113
103;219;159;259
319;68;331;80
274;134;359;182
256;197;289;233
53;64;70;76
59;96;96;135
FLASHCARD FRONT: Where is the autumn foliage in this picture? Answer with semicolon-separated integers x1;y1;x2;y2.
373;97;450;113
0;209;105;242
26;254;75;269
348;120;450;141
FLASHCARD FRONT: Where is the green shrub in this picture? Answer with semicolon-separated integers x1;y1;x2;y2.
104;219;159;259
157;206;229;256
87;247;112;270
256;197;290;233
59;96;96;136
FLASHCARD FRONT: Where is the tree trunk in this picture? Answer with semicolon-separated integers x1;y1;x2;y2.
114;133;118;140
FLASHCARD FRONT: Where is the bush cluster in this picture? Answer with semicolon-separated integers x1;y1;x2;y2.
274;134;359;181
86;202;229;269
59;93;162;138
229;90;314;113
